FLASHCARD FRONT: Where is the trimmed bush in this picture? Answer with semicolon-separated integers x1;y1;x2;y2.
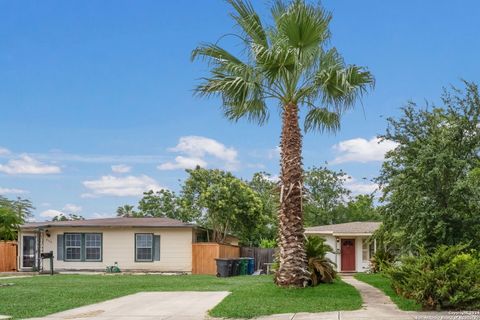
387;244;480;310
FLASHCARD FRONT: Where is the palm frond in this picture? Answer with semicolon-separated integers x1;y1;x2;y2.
193;54;268;125
274;0;331;51
315;58;375;112
304;107;340;133
192;0;374;131
223;95;269;124
191;43;243;66
251;42;295;85
227;0;268;47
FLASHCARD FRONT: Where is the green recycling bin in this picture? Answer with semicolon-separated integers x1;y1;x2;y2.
239;258;248;275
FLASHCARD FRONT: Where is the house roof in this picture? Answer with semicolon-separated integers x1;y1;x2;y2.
305;221;381;236
21;217;196;229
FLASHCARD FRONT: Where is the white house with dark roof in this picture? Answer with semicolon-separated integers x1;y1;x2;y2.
305;221;381;273
18;217;238;273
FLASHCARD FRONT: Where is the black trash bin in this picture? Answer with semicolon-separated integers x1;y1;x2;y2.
215;258;232;277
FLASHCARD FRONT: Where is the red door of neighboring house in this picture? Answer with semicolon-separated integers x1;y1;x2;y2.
341;239;355;271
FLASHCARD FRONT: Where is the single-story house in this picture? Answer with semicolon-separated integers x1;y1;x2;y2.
18;217;238;273
305;221;381;273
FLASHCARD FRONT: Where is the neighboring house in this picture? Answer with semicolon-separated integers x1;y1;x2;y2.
18;217;238;273
305;221;381;273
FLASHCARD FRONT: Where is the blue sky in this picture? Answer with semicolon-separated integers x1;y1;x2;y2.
1;0;479;220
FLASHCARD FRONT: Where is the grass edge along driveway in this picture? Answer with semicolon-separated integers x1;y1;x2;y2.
354;273;422;311
0;274;361;319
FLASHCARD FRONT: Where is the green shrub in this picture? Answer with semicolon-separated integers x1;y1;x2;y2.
259;238;277;249
387;244;480;310
305;236;337;286
369;248;395;273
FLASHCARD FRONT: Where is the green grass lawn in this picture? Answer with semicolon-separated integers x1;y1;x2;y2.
354;273;421;311
0;274;362;319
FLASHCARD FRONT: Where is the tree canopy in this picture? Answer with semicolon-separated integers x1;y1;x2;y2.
118;168;274;246
0;196;34;240
304;166;380;226
377;81;480;252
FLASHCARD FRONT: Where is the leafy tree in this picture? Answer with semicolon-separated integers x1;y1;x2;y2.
182;167;265;246
52;214;85;221
377;82;480;253
0;206;22;240
0;196;34;222
304;166;350;226
248;172;279;243
0;196;34;240
339;195;381;222
192;0;373;287
116;204;138;217
137;190;194;222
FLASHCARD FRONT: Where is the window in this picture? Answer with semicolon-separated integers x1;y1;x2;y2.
85;234;102;261
64;233;102;262
65;234;82;261
136;233;153;261
362;239;370;262
369;242;375;259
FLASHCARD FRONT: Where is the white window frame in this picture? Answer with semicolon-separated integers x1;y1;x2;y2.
135;233;153;262
65;233;82;261
85;233;102;262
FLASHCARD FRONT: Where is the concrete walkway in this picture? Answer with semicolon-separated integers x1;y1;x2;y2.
25;291;230;320
253;276;477;320
0;275;33;280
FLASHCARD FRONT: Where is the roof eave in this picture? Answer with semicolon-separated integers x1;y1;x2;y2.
20;224;196;230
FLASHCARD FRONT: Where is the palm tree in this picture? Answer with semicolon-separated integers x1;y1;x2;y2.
116;204;137;217
192;0;374;287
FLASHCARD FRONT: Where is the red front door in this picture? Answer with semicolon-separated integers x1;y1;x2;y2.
341;239;355;271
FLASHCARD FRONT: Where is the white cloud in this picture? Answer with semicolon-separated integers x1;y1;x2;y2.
171;136;238;162
345;177;379;195
40;209;63;218
261;173;279;182
0;155;61;175
267;146;281;159
0;187;29;195
63;204;82;213
158;156;207;170
83;175;163;197
331;137;398;164
0;147;10;156
111;164;131;173
159;136;239;171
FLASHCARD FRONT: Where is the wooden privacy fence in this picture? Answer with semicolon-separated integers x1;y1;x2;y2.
192;243;240;275
240;247;276;273
0;241;17;272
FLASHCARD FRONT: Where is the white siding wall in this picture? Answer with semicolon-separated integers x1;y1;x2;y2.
308;234;372;272
29;227;193;272
323;235;337;267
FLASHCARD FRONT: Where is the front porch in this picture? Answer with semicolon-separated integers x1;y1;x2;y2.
305;221;381;273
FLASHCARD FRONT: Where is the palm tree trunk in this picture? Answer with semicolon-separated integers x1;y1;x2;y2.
275;102;310;287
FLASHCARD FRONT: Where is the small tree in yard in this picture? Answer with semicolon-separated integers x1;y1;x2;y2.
192;0;373;287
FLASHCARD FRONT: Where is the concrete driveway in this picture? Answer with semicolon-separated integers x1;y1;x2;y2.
25;291;230;320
